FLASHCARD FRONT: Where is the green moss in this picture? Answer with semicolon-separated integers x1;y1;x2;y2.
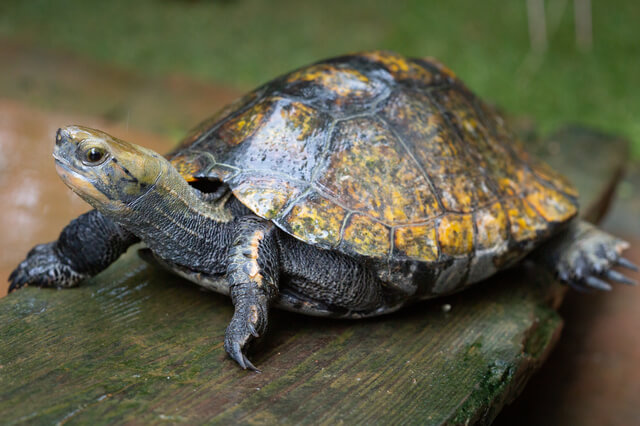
523;305;562;359
449;343;516;425
450;357;512;424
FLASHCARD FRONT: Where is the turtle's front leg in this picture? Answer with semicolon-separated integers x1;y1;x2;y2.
224;216;280;371
9;210;138;292
534;219;637;291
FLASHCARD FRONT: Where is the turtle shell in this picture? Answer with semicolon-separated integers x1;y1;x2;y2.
168;50;578;263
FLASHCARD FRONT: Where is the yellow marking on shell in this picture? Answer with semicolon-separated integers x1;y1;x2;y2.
234;177;301;220
283;102;317;141
437;214;474;256
380;90;463;180
493;166;532;198
170;156;199;182
474;202;508;250
525;181;577;223
342;214;391;257
286;64;372;99
285;196;347;247
394;224;438;261
503;197;548;242
431;88;494;171
359;51;435;83
435;173;496;213
422;57;457;79
175;91;260;151
247;229;265;286
319;118;441;224
227;100;325;183
530;160;579;198
496;176;519;197
218;99;272;145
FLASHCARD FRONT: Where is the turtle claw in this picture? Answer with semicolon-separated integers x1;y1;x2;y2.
605;269;637;286
584;276;612;291
616;257;639;272
223;302;267;372
229;342;261;373
8;271;28;293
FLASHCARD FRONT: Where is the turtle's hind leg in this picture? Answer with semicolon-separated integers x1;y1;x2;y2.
534;220;637;291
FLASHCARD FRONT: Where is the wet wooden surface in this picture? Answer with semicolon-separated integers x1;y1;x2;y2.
0;124;628;424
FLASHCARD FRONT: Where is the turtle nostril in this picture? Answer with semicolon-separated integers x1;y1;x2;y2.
55;128;64;146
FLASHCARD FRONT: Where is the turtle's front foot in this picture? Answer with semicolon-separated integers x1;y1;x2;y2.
8;242;86;293
550;221;637;291
224;298;268;372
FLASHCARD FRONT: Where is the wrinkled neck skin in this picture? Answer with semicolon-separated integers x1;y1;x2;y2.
108;164;235;276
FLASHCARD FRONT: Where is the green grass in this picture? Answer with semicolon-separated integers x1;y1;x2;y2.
1;0;638;155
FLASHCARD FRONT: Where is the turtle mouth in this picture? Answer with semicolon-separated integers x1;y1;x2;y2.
54;156;114;208
54;158;84;184
52;145;72;168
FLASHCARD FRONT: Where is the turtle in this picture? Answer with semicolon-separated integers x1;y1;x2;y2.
9;51;637;371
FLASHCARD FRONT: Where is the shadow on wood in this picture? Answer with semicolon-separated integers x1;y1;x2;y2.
0;126;628;424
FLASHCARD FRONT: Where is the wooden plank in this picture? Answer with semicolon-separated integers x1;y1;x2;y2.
0;125;628;424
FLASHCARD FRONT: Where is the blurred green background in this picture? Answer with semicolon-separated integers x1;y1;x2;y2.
0;0;638;155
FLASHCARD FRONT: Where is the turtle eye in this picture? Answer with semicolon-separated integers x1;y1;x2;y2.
83;146;107;165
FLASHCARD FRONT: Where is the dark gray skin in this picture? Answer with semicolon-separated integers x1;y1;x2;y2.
9;126;637;371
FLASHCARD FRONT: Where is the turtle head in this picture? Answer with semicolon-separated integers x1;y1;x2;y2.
53;125;166;212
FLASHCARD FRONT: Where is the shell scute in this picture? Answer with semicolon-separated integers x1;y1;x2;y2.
437;214;475;257
503;197;549;243
429;88;491;170
393;224;439;261
380;90;461;170
279;61;391;114
217;98;274;146
432;172;497;213
340;214;391;258
524;180;577;223
280;193;347;249
171;89;263;153
530;160;579;198
231;175;304;220
317;117;441;225
474;202;508;250
225;100;328;181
